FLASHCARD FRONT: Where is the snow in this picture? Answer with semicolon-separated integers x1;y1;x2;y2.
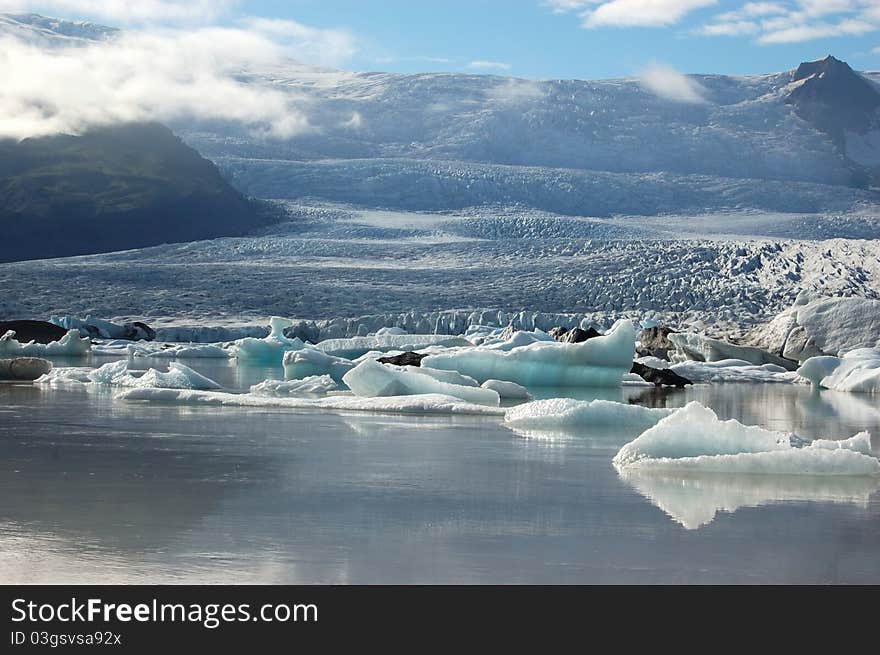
250;375;341;396
481;379;531;399
799;349;880;393
116;388;506;416
316;334;471;359
341;359;500;406
231;317;304;363
421;319;636;387
282;347;355;383
613;401;880;475
0;329;91;357
504;398;672;435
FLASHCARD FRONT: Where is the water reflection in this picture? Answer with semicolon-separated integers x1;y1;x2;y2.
618;469;880;530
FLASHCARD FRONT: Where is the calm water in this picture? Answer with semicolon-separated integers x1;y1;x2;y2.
1;357;879;583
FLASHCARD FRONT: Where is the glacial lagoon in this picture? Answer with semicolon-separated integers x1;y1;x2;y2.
1;357;879;584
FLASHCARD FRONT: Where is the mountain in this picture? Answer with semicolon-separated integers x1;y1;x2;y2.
2;13;880;219
0;122;274;262
0;12;117;46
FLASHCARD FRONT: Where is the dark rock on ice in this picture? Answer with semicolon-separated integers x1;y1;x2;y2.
637;326;677;360
630;362;692;388
376;351;428;367
0;357;52;380
0;320;67;344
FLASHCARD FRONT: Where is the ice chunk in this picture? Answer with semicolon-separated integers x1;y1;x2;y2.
250;375;341;396
669;332;796;370
35;366;92;387
0;357;52;381
421;319;636;387
482;330;555;351
342;359;500;406
116;388;505;416
618;468;880;529
232;317;304;363
669;359;799;384
0;329;91;358
481;379;531;399
800;349;880;394
316;334;471;359
797;355;843;389
283;347;355;383
505;398;672;434
374;326;408;335
85;360;221;390
613;402;880;475
409;367;479;387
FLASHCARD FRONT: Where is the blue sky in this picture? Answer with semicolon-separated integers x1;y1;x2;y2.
6;1;880;78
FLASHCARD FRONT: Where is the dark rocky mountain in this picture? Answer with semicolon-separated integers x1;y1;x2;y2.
0;123;276;262
786;55;880;144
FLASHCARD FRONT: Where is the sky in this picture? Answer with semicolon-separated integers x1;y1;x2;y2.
2;0;880;79
1;1;879;139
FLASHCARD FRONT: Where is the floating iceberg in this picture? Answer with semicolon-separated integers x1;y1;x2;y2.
0;357;52;381
232;317;304;363
34;366;93;387
421;319;637;387
613;402;880;475
618;468;880;529
342;360;500;406
505;398;673;435
316;334;471;359
664;358;799;384
116;388;505;416
798;349;880;394
481;379;531;399
250;375;341;396
754;296;880;362
481;330;555;351
282;347;355;383
0;329;91;358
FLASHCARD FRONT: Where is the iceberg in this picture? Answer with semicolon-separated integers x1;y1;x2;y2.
0;329;91;358
666;358;799;384
282;347;356;383
232;317;304;363
505;398;673;435
116;388;506;416
481;379;531;399
753;296;880;362
316;334;471;359
0;357;52;381
34;366;93;387
421;319;637;387
613;402;880;475
250;375;341;396
798;349;880;393
669;332;796;370
342;359;500;406
37;360;222;390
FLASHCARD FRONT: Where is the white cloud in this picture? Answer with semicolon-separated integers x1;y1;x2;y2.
0;3;362;139
638;62;707;103
583;0;717;27
0;1;235;23
700;0;880;43
468;59;511;70
0;26;318;139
